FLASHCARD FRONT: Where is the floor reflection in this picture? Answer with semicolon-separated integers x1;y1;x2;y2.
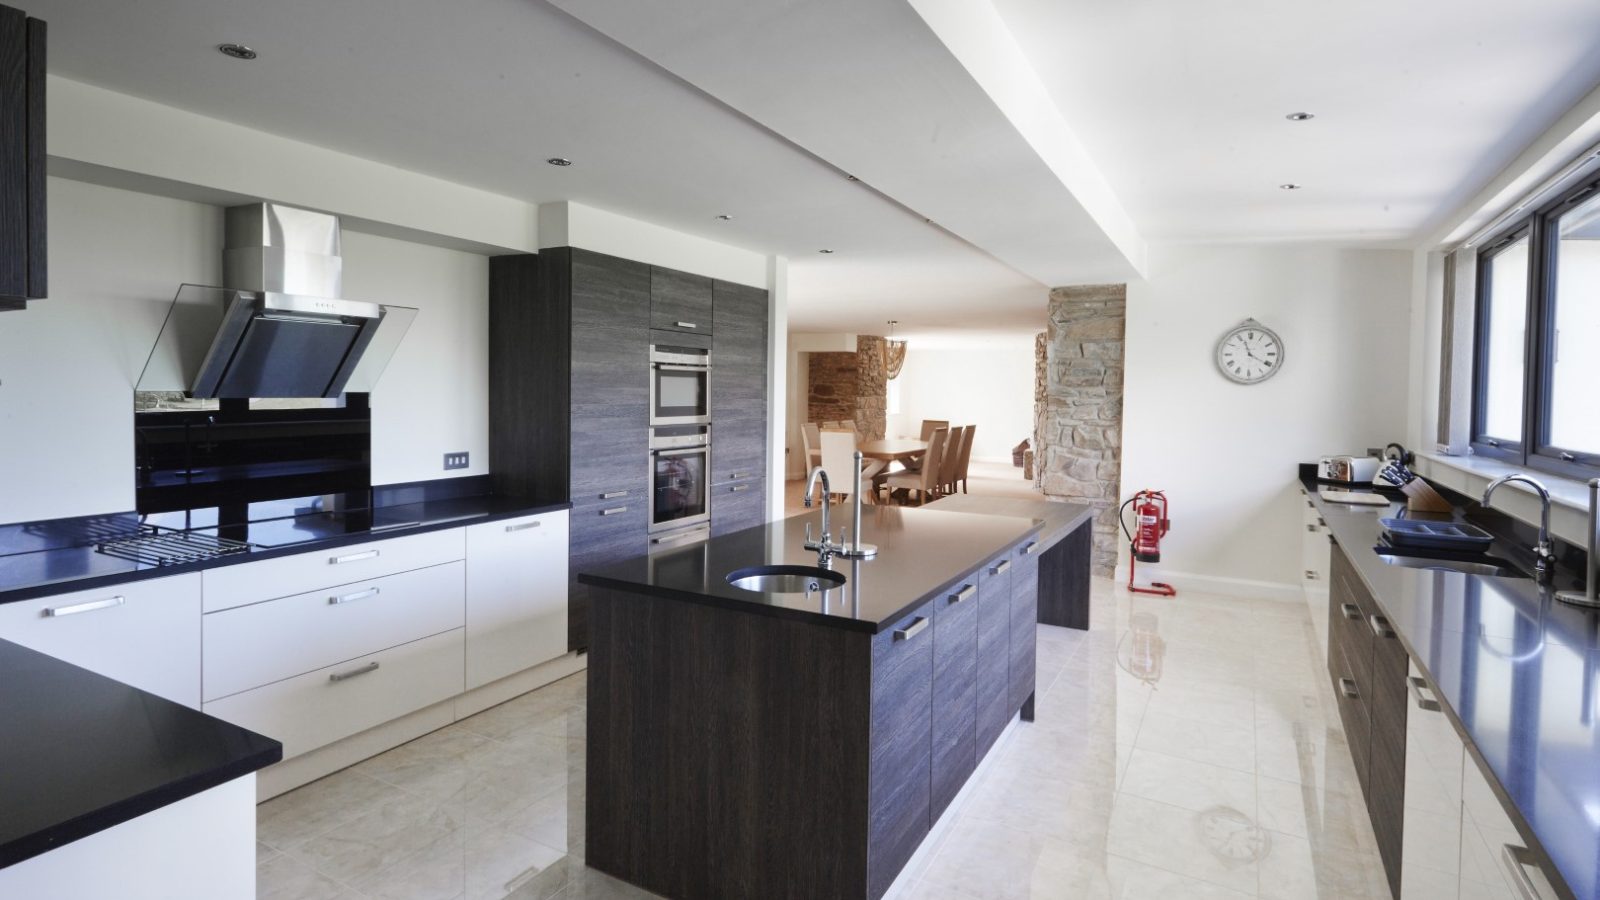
256;579;1390;899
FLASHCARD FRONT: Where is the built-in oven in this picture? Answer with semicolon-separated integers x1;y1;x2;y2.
650;344;711;426
648;425;711;534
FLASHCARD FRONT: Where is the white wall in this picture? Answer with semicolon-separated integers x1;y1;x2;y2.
892;341;1035;461
1120;243;1412;592
0;178;491;524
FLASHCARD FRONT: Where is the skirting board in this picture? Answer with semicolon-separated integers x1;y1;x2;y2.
1113;565;1302;603
256;652;588;801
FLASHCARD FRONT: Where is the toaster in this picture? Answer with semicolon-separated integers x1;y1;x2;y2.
1319;455;1380;484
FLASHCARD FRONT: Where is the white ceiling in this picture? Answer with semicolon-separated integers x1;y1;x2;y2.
992;0;1600;243
22;0;1600;342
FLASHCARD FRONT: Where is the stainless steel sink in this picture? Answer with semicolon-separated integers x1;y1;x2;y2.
726;565;845;594
1376;553;1528;579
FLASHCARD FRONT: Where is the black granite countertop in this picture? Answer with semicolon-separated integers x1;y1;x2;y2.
1302;473;1600;899
0;493;569;605
0;638;282;869
578;505;1040;634
923;494;1095;548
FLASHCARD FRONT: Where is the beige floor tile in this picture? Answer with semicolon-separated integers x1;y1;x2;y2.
1105;793;1263;894
1120;748;1257;816
257;850;356;900
257;768;410;852
289;789;463;890
1256;828;1385;899
1135;708;1257;773
918;817;1112;899
1104;854;1254;899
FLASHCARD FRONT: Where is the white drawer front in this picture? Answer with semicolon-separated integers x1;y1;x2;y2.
465;511;569;690
203;628;464;760
203;561;465;702
202;528;465;613
0;574;201;707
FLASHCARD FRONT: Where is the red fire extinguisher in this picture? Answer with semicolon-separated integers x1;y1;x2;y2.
1119;490;1175;597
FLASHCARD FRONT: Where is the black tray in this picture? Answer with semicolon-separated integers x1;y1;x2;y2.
1379;518;1494;552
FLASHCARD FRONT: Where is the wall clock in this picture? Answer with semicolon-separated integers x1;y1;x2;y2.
1215;318;1284;384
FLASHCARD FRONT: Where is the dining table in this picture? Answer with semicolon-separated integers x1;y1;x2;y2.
857;438;928;463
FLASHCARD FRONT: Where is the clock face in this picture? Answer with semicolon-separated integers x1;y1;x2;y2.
1216;320;1283;384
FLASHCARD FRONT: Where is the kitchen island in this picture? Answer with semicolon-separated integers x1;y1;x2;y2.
924;494;1096;629
578;505;1043;900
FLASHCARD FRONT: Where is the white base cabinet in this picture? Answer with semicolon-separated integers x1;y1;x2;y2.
1459;750;1561;899
1300;489;1331;663
1401;659;1464;898
0;774;255;900
0;573;201;707
466;511;569;690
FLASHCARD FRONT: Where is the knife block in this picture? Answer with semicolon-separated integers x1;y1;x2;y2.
1399;478;1453;513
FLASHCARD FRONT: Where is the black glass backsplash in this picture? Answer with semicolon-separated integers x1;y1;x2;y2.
135;397;372;515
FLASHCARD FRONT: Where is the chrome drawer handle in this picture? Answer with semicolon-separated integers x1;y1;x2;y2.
1338;678;1359;700
599;491;629;500
950;584;976;604
1022;541;1038;555
329;661;380;683
730;484;751;492
328;587;380;606
600;506;628;516
1408;675;1441;712
894;617;930;641
990;560;1012;575
331;549;379;565
1306;524;1317;533
730;472;751;480
1502;844;1552;900
1306;570;1320;580
675;321;698;329
1340;602;1361;620
1369;615;1395;639
43;595;124;617
651;530;704;548
505;521;541;532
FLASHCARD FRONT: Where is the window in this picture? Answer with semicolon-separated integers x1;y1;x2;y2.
1471;174;1600;476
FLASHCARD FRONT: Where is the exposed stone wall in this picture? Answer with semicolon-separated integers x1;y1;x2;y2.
808;352;857;424
855;336;887;441
805;341;888;440
1033;331;1046;481
1037;284;1126;576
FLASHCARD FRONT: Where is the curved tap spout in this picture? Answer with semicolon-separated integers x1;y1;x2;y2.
1482;474;1556;581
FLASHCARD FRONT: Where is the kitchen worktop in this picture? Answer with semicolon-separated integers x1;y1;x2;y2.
0;638;281;869
577;505;1040;633
1302;474;1600;899
923;494;1095;547
0;492;569;604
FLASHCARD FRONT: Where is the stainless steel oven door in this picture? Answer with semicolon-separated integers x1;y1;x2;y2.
649;444;711;533
650;362;710;426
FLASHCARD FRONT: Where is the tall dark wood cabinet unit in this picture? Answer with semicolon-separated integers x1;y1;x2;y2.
490;249;771;652
709;279;769;536
0;3;45;311
490;248;651;652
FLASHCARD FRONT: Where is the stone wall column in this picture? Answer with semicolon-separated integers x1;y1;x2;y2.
854;336;887;441
1037;284;1126;576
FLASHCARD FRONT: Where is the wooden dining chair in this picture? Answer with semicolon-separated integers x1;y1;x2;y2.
885;427;946;506
819;430;886;504
919;419;949;441
955;424;976;493
938;425;966;495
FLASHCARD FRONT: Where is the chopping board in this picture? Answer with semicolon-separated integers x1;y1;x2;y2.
1319;489;1390;506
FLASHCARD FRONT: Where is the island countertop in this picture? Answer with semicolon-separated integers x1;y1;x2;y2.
577;505;1040;634
1302;474;1600;899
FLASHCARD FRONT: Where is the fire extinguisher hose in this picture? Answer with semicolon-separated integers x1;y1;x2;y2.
1118;497;1138;544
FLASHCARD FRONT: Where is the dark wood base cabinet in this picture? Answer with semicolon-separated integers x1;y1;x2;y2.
0;3;45;309
585;541;1038;900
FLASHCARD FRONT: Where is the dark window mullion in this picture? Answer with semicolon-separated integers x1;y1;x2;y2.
1471;226;1531;460
1527;176;1600;476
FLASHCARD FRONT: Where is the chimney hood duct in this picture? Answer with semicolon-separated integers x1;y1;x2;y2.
187;203;390;399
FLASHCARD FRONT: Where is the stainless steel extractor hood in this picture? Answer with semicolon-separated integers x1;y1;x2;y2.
187;203;389;399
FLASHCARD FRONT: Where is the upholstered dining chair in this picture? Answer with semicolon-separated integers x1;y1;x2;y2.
885;427;947;506
903;418;951;473
801;422;822;469
819;430;886;504
954;425;976;493
938;425;966;495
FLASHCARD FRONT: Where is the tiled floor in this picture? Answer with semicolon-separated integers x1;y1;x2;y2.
256;579;1390;899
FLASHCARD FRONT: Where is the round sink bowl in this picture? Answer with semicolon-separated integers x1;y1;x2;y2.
1376;553;1528;579
726;565;845;595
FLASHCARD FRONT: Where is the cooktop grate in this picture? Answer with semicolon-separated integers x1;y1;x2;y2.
96;526;253;567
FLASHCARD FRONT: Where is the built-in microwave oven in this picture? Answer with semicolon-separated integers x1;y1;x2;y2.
650;344;710;426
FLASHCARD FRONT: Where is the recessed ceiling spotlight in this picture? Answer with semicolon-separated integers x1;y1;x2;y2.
1285;112;1314;122
818;249;835;254
546;157;572;167
217;43;257;60
715;214;733;221
846;175;860;182
1279;183;1303;190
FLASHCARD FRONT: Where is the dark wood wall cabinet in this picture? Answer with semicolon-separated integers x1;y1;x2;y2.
489;249;771;651
0;3;45;310
1326;540;1412;900
585;539;1039;900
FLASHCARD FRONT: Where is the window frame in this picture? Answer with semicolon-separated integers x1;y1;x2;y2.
1470;174;1600;479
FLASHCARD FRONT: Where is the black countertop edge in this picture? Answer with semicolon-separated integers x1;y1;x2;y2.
0;496;571;606
1;746;282;870
1297;471;1587;899
578;510;1043;635
0;639;282;871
